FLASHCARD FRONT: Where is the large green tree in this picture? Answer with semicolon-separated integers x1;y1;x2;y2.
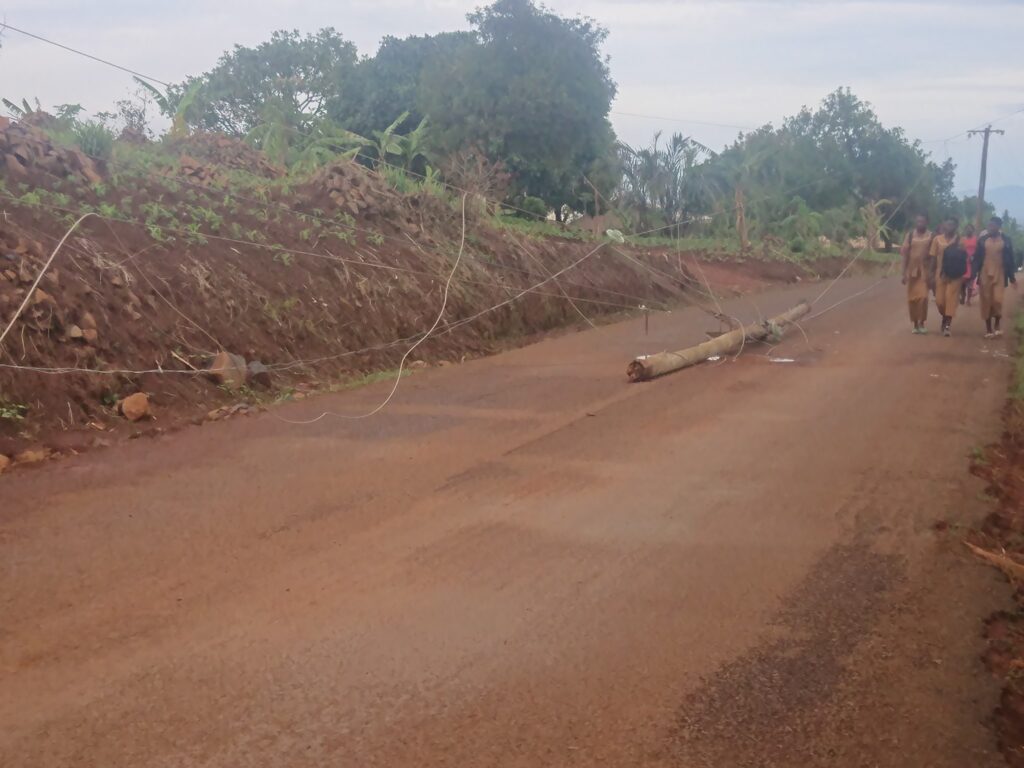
168;29;358;136
689;88;956;246
328;32;474;139
419;0;618;215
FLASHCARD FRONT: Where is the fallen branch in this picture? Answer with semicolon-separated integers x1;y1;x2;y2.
627;300;810;382
964;542;1024;582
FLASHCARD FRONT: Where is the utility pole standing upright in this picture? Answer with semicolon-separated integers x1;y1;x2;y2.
967;125;1005;229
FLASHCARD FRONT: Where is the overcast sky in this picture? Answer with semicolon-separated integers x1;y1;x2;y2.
1;0;1022;192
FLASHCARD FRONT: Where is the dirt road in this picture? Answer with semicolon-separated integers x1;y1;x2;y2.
1;276;1015;767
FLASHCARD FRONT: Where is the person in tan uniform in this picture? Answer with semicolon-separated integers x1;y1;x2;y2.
930;217;968;336
973;216;1017;338
901;214;933;334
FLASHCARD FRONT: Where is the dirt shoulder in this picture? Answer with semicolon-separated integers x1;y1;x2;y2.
963;311;1024;766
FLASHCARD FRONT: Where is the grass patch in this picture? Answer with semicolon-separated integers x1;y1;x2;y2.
491;214;589;241
0;399;29;421
626;234;740;254
320;367;417;395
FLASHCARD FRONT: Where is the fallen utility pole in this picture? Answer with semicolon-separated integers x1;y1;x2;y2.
627;301;810;382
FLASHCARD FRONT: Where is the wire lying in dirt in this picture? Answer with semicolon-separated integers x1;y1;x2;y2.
271;193;470;423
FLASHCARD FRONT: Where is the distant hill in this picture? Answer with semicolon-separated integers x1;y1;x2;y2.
988;186;1024;221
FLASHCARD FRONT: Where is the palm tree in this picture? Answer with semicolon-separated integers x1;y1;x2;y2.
616;131;714;233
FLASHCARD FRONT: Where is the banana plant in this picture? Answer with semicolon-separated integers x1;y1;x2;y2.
246;100;296;164
370;111;410;165
293;120;369;173
2;96;41;118
133;77;200;139
397;116;430;170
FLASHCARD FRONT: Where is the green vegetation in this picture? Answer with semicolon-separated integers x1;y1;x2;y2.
5;0;1021;260
0;400;28;421
71;120;115;160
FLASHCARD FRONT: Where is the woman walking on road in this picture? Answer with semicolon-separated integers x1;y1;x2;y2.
974;216;1017;339
931;218;968;337
901;214;933;334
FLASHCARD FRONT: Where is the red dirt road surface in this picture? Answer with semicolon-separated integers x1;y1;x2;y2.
1;276;1016;766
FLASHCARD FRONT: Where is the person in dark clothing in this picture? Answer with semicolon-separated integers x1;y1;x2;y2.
973;216;1017;338
960;223;977;306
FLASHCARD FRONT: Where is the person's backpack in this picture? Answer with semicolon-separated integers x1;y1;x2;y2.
941;236;968;279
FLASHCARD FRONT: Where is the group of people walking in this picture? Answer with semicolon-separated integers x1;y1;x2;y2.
902;215;1016;338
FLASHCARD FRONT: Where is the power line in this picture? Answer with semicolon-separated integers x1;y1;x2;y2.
0;23;172;88
273;193;471;423
0;189;665;315
610;110;755;132
0;23;576;223
0;122;668;308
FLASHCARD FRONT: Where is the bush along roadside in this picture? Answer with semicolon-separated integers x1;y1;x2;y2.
967;310;1024;767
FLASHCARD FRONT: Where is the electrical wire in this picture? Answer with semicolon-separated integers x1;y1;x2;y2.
610;110;754;131
2;112;667;309
0;23;172;87
0;212;93;350
2;20;1013;386
271;194;469;423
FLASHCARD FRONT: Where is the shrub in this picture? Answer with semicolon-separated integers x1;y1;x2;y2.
72;121;115;161
515;195;548;220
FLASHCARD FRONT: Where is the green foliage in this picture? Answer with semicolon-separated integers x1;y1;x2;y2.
98;202;120;219
0;400;28;421
380;164;417;194
183;222;209;245
693;89;953;246
493;213;586;241
18;189;43;206
292;119;368;172
419;0;617;212
1;96;41;119
515;195;549;220
167;29;358;136
272;249;294;266
54;103;84;124
617;132;713;232
371;111;409;163
396;116;430;171
779;197;823;243
328;32;473;139
420;165;445;197
70;120;115;160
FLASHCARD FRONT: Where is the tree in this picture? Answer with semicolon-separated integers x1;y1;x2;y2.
167;29;358;136
616;132;714;232
328;32;474;139
419;0;618;214
690;88;955;248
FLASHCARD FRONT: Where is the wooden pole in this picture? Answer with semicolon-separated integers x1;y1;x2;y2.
627;301;810;382
735;186;750;252
967;126;1005;230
